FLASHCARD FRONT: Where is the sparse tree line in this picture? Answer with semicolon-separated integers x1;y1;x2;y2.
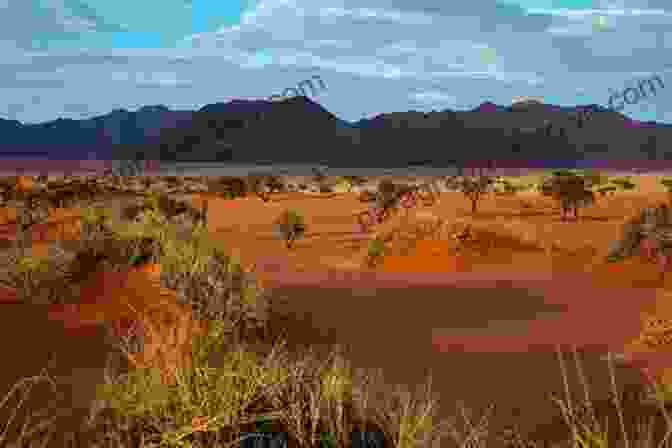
2;168;671;256
438;168;641;219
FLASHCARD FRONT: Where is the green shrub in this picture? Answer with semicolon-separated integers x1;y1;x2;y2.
366;238;386;267
661;178;672;191
274;209;306;248
612;177;636;191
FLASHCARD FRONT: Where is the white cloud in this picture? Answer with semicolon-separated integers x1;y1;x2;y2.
1;0;672;124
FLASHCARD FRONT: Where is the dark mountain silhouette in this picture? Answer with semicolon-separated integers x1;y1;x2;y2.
2;96;672;169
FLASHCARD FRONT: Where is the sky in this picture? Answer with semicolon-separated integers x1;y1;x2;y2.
2;0;672;125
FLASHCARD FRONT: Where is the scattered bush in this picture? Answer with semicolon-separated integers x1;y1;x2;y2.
247;173;285;202
458;176;495;214
339;176;367;192
581;169;610;189
274;209;306;248
540;171;595;221
366;237;386;267
612;177;636;192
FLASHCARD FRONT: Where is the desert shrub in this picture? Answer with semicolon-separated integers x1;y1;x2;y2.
366;237;386;267
494;178;522;195
661;179;672;203
458;176;495;213
266;175;286;193
274;209;306;249
247;173;274;202
581;169;610;189
339;175;367;192
0;250;67;303
122;194;203;228
612;177;636;192
540;172;595;221
85;338;441;448
80;205;115;242
376;179;402;210
319;184;334;194
218;176;248;198
377;179;397;197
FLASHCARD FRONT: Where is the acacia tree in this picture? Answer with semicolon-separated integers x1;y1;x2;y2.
458;176;494;214
540;171;595;221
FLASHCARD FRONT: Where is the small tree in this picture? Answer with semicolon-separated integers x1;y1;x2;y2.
541;172;595;221
458;176;494;214
275;209;306;248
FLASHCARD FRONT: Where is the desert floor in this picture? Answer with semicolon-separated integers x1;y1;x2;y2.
2;175;672;443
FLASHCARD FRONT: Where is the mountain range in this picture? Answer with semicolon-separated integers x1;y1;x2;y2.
2;97;672;170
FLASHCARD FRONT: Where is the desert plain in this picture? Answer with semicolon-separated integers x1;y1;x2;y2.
2;171;672;446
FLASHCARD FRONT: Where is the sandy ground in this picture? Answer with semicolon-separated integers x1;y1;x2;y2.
2;178;672;444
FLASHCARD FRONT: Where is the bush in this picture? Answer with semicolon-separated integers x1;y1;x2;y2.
377;179;397;198
542;172;595;221
339;176;367;192
661;178;672;192
366;237;386;267
274;209;306;249
581;169;610;189
458;176;494;213
612;177;636;191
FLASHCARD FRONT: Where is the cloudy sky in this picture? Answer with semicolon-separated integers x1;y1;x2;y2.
3;0;672;125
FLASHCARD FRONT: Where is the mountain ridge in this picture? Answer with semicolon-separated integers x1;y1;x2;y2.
1;97;671;169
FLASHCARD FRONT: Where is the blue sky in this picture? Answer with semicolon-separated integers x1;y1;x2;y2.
3;0;672;124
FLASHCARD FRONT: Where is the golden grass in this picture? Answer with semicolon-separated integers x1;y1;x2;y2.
72;267;207;387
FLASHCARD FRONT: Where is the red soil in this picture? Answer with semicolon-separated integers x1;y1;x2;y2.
1;193;671;389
